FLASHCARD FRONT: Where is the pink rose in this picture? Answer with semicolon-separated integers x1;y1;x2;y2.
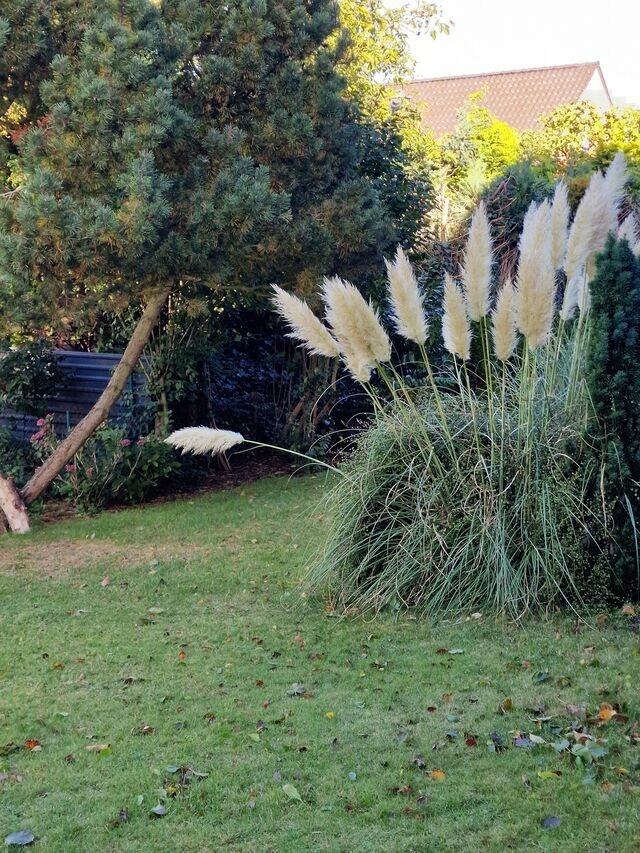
31;430;44;442
36;418;46;426
119;438;131;447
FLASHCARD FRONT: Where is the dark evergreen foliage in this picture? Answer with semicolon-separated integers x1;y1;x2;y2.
585;236;640;600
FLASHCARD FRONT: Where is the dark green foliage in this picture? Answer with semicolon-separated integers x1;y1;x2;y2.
0;427;37;486
585;236;640;599
31;415;180;512
0;341;64;415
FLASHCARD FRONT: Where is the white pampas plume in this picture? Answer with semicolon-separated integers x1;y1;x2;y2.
603;151;627;215
491;279;518;362
564;167;620;281
514;200;555;349
461;201;492;321
560;270;583;321
271;285;341;358
322;275;392;375
442;272;471;360
619;213;640;256
166;427;244;456
550;181;570;271
384;247;428;344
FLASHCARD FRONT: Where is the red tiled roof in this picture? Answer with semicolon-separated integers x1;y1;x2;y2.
402;62;612;136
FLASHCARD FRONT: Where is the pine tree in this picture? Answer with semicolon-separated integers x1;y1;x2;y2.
0;0;399;528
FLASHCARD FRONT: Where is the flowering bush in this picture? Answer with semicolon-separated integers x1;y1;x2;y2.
32;418;179;513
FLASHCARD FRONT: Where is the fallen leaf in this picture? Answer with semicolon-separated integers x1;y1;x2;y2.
100;576;111;587
394;784;413;795
621;604;636;616
255;680;264;688
150;804;167;817
601;781;615;793
85;743;111;754
542;816;561;829
23;740;41;752
148;607;164;615
286;683;306;697
428;770;445;781
598;703;617;722
500;697;513;713
293;634;305;647
178;650;186;663
447;648;464;655
464;735;478;747
325;711;334;719
3;830;35;847
537;770;562;780
282;783;303;803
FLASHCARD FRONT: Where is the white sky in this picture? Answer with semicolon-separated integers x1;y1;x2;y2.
408;0;640;107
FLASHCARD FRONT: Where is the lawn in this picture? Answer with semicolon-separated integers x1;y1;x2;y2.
1;473;639;852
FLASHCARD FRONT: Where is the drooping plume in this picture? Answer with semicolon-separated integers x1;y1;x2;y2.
385;247;428;344
442;272;471;361
461;201;492;322
166;427;245;456
271;285;341;358
322;276;392;379
491;279;518;362
514;200;555;349
550;181;570;271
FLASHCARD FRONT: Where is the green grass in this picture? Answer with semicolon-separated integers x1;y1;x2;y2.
1;474;639;852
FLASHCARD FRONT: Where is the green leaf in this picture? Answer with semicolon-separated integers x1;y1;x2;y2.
282;783;303;803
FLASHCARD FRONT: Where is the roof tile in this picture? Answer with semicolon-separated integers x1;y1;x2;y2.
402;63;611;136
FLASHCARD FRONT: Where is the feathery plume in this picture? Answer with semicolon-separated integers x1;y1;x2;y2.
442;272;471;360
550;181;570;271
166;427;244;456
271;285;341;358
619;213;640;255
603;151;627;215
564;169;618;281
384;247;428;344
461;201;492;321
322;275;392;369
514;200;555;349
560;271;583;321
491;279;518;362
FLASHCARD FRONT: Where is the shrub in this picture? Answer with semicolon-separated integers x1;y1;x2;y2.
31;416;180;513
0;342;64;415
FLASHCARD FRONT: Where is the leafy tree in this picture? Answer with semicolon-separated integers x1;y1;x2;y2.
0;0;397;527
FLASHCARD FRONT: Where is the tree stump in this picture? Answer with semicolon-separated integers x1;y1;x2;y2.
0;474;30;533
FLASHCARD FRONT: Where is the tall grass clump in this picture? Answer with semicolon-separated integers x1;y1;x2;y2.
167;154;638;618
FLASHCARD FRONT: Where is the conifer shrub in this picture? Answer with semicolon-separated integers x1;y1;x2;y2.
584;236;640;601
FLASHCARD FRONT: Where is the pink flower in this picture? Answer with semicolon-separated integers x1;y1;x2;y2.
119;439;131;447
31;430;44;442
137;438;145;446
65;463;77;473
36;418;46;427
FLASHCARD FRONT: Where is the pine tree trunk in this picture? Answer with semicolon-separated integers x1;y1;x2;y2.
18;286;171;511
0;475;30;533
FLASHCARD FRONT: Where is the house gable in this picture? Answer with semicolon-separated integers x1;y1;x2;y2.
402;62;613;137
